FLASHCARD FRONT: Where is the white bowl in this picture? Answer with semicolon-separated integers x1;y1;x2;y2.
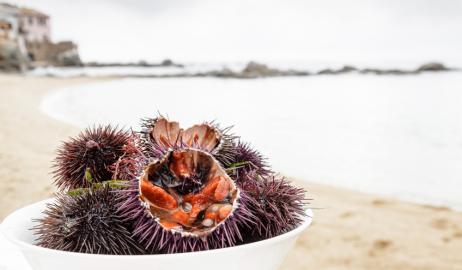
1;199;312;270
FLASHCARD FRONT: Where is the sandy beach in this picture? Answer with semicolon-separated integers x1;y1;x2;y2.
1;74;461;270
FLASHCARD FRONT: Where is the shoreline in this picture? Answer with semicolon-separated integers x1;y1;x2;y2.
1;74;461;269
27;61;456;79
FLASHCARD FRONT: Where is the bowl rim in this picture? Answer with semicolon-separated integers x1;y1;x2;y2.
1;198;312;259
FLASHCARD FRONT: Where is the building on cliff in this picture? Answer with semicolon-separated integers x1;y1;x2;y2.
0;2;81;70
0;3;20;40
0;3;28;70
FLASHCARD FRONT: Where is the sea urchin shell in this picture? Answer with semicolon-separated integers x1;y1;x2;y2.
117;148;258;253
53;125;132;190
139;149;239;237
140;117;235;165
33;188;144;255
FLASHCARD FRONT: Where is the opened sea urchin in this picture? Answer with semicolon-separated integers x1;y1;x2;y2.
117;148;259;253
33;188;144;255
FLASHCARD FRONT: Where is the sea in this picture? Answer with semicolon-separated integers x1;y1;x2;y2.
38;65;462;210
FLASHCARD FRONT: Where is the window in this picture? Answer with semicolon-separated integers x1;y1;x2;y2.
0;22;12;30
28;16;33;24
39;17;47;25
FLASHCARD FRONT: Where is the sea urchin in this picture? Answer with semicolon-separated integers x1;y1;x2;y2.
241;175;307;239
228;141;271;184
33;188;144;255
53;125;132;190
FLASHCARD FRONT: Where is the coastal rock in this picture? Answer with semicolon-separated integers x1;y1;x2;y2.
240;61;281;78
51;41;82;67
0;40;28;72
317;65;357;75
207;67;236;78
161;59;184;68
161;59;173;66
55;50;82;67
237;61;309;78
339;65;357;73
317;68;335;75
359;68;411;75
417;62;449;72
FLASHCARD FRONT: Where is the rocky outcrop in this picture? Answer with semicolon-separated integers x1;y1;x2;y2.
416;62;449;72
160;59;184;67
359;68;412;75
84;59;183;68
0;40;28;71
194;61;309;79
318;65;357;75
48;41;82;66
317;62;452;76
358;62;451;75
26;40;82;67
237;61;309;78
240;61;281;77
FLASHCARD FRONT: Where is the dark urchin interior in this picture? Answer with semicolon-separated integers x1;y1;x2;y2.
116;167;259;254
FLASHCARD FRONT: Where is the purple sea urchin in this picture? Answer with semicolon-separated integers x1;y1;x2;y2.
117;148;259;253
241;175;307;239
228;141;271;183
53;125;132;190
139;117;236;165
110;135;145;181
33;188;144;255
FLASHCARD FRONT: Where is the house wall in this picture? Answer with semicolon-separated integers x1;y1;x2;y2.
20;14;50;43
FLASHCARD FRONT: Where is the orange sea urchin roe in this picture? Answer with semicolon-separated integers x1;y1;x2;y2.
139;149;238;236
140;179;177;210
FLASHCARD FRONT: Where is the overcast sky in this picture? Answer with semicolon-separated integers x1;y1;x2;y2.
10;0;462;64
